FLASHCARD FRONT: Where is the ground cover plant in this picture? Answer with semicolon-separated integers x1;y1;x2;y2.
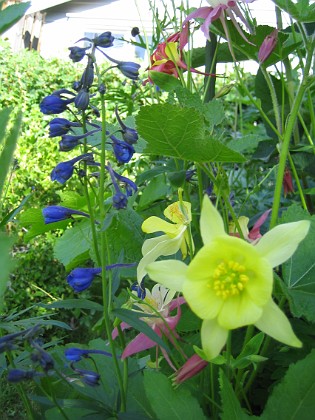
1;0;315;418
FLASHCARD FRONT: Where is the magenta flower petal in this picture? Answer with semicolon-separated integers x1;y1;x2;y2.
121;332;160;359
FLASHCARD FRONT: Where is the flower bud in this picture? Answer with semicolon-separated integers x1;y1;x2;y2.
93;31;114;48
75;89;90;111
68;46;89;62
258;29;278;63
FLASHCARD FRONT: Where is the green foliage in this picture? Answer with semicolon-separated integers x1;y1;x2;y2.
0;1;30;35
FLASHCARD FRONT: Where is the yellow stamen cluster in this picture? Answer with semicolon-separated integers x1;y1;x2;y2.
212;260;249;299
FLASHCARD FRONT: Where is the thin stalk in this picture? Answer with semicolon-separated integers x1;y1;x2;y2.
260;66;282;135
287;153;308;210
270;36;315;228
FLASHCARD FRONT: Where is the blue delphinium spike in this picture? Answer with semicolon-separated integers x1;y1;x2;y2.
40;89;76;114
68;46;89;62
7;369;39;383
93;31;114;48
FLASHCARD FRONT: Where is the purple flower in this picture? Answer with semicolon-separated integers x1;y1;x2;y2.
110;134;135;163
51;153;94;184
49;118;81;138
68;46;89;62
115;107;138;144
42;206;90;224
40;89;76;115
65;348;112;362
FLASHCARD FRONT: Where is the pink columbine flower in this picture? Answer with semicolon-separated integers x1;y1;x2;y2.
258;29;278;63
173;354;208;385
112;284;186;370
181;1;256;58
229;209;271;244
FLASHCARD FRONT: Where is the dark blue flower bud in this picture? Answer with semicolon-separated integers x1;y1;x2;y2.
51;153;93;184
73;81;81;91
30;341;54;372
67;268;102;292
115;107;138;144
7;369;38;383
59;128;100;152
103;53;140;80
131;280;146;299
106;165;137;197
81;61;94;89
0;326;41;353
131;27;140;37
65;348;112;362
98;83;106;94
113;192;128;210
49;118;81;138
75;89;90;111
93;31;114;48
110;135;134;163
40;94;74;115
68;46;89;62
42;206;90;224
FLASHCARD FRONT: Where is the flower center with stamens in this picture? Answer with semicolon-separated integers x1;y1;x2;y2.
212;260;249;299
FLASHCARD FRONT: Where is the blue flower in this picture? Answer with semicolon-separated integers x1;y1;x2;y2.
80;61;94;89
71;365;101;386
0;326;41;353
68;46;89;62
106;166;137;197
93;31;114;48
42;206;90;224
75;89;90;111
131;280;146;299
115;107;138;144
113;192;128;209
103;53;140;80
65;348;112;362
59;128;100;152
7;369;38;383
110;135;134;163
67;268;102;292
51;153;94;184
40;89;75;115
49;118;81;138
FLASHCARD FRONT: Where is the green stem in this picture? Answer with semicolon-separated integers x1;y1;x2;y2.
260;67;282;135
270;36;315;228
287;153;308;210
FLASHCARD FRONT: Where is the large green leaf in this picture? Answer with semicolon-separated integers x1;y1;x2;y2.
261;350;315;420
143;370;207;419
0;1;30;35
149;70;182;91
54;219;93;268
136;104;245;163
279;205;315;322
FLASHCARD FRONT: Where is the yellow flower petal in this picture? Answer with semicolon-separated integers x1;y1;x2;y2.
255;220;310;268
142;216;180;236
201;319;228;361
255;299;302;347
165;42;181;64
217;292;263;329
164;201;191;224
200;196;226;245
146;260;188;292
183;278;223;320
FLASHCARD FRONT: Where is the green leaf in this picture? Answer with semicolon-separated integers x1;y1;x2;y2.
54;219;93;267
279;205;315;322
261;350;315;420
0;111;22;201
0;2;30;35
136;104;245;163
143;370;207;419
272;0;315;22
37;299;103;312
219;370;253;420
138;174;170;209
0;233;14;311
228;134;273;154
112;308;170;353
149;71;182;91
0;108;11;145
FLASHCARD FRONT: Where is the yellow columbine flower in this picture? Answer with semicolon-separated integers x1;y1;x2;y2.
147;196;310;360
137;200;192;284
